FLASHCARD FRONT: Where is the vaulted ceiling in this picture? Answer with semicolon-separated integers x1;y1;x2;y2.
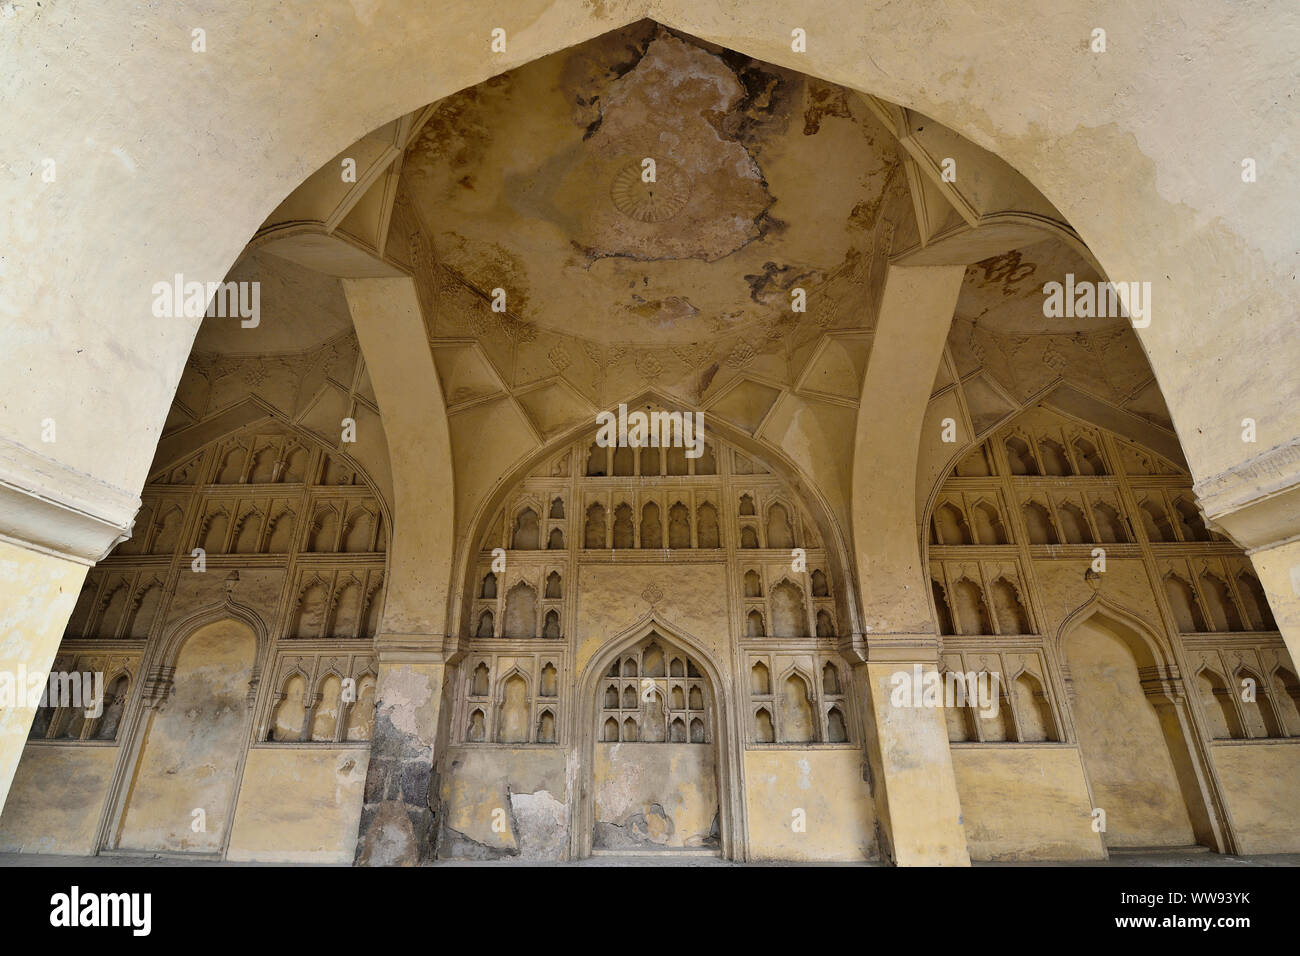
184;20;1172;530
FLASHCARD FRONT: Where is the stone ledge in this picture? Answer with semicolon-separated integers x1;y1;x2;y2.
0;436;140;565
1195;438;1300;551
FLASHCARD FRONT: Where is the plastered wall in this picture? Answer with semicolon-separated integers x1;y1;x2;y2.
437;747;569;859
594;744;718;849
115;620;255;854
743;748;875;861
227;748;367;863
0;747;119;855
951;745;1103;861
1210;742;1300;854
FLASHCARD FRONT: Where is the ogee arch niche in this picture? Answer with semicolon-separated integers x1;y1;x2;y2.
925;402;1300;859
113;618;256;855
591;632;720;851
1064;612;1206;849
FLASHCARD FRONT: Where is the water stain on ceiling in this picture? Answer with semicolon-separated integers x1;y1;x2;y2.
400;22;909;346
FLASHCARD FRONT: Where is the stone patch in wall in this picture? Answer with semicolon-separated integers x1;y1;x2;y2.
437;747;569;860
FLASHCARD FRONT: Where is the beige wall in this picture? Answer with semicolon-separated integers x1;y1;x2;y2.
0;746;119;855
227;748;367;863
115;620;256;854
438;747;569;859
1066;618;1197;848
594;744;718;849
574;564;732;677
1210;742;1300;854
951;746;1103;861
0;542;88;808
744;748;875;861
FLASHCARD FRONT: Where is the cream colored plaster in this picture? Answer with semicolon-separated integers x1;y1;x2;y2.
1246;540;1300;680
2;0;1291;521
743;748;875;861
575;564;730;676
593;743;717;848
860;661;969;865
227;748;367;863
0;746;118;855
1208;741;1300;854
0;541;87;807
115;619;256;854
344;278;453;637
950;746;1104;861
854;265;967;635
438;746;568;856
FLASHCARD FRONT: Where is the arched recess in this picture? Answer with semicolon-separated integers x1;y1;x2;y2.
1057;599;1231;854
572;614;740;861
449;388;861;656
107;600;270;857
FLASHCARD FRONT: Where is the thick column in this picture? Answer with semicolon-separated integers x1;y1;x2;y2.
0;438;138;810
344;278;457;865
0;542;87;807
855;658;970;866
849;264;970;865
354;643;448;866
1196;445;1300;671
1245;541;1300;671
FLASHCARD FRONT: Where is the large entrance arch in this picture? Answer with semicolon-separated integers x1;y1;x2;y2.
2;3;1296;868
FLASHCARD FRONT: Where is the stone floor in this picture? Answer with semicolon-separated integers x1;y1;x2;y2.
1;850;1298;866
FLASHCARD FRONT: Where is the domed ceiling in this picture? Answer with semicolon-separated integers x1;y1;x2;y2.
399;22;910;346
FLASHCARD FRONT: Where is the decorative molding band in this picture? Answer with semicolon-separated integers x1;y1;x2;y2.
0;437;140;565
859;631;942;663
1194;438;1300;550
372;634;447;664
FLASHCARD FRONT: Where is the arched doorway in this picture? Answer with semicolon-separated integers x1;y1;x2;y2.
583;628;723;856
111;617;257;856
1063;609;1223;851
573;621;735;859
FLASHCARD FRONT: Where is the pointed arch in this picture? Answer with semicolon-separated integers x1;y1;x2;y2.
574;613;737;861
451;390;863;659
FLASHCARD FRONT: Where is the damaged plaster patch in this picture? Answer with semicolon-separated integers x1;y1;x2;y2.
438;788;568;861
568;33;776;263
375;665;434;739
510;788;567;859
594;803;676;849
